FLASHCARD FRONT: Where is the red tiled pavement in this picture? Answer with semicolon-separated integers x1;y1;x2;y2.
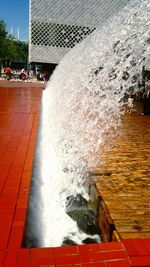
0;82;149;266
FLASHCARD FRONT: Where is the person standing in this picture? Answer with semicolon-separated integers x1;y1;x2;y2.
5;66;12;80
19;67;27;80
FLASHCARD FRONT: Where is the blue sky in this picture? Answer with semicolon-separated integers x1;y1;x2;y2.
0;0;29;41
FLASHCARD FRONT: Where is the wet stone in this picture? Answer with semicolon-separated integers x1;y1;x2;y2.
66;194;100;236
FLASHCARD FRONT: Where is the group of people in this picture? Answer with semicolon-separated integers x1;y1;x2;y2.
36;70;50;84
4;66;49;84
4;66;28;80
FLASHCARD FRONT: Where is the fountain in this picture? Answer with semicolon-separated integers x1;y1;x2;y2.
24;0;150;247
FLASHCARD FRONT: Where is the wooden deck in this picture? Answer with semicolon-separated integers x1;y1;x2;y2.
0;81;149;266
91;113;150;241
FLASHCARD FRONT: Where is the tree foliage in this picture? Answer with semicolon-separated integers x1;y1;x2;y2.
0;19;28;66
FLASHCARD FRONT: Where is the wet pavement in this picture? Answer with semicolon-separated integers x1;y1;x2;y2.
91;111;150;240
0;81;149;266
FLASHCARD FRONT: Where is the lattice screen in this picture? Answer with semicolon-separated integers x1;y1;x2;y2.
31;21;95;48
29;0;130;64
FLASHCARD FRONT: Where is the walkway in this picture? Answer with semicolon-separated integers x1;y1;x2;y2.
91;113;150;242
0;81;149;266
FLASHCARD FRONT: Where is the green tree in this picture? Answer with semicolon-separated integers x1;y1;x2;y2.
0;20;7;39
0;20;7;60
0;19;28;71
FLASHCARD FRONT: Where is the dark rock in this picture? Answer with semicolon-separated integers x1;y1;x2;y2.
62;238;77;246
66;194;89;211
76;210;100;235
82;237;98;244
66;194;100;236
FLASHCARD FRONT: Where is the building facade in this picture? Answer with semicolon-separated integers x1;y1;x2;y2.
29;0;130;64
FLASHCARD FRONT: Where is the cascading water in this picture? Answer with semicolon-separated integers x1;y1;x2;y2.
25;0;150;247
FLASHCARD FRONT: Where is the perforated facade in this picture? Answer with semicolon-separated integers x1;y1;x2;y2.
29;0;130;64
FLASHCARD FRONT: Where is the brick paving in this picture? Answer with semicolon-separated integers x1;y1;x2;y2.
91;113;150;241
0;81;149;266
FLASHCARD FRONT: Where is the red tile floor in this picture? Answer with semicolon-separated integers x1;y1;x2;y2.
0;82;150;266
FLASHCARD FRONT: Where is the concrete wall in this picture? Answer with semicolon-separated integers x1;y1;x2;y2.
29;0;130;64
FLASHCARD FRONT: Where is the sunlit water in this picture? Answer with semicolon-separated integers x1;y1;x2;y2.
25;0;150;247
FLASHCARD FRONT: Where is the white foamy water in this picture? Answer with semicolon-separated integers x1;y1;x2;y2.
25;0;150;247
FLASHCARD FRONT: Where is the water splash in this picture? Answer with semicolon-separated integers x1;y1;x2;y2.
25;0;150;247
